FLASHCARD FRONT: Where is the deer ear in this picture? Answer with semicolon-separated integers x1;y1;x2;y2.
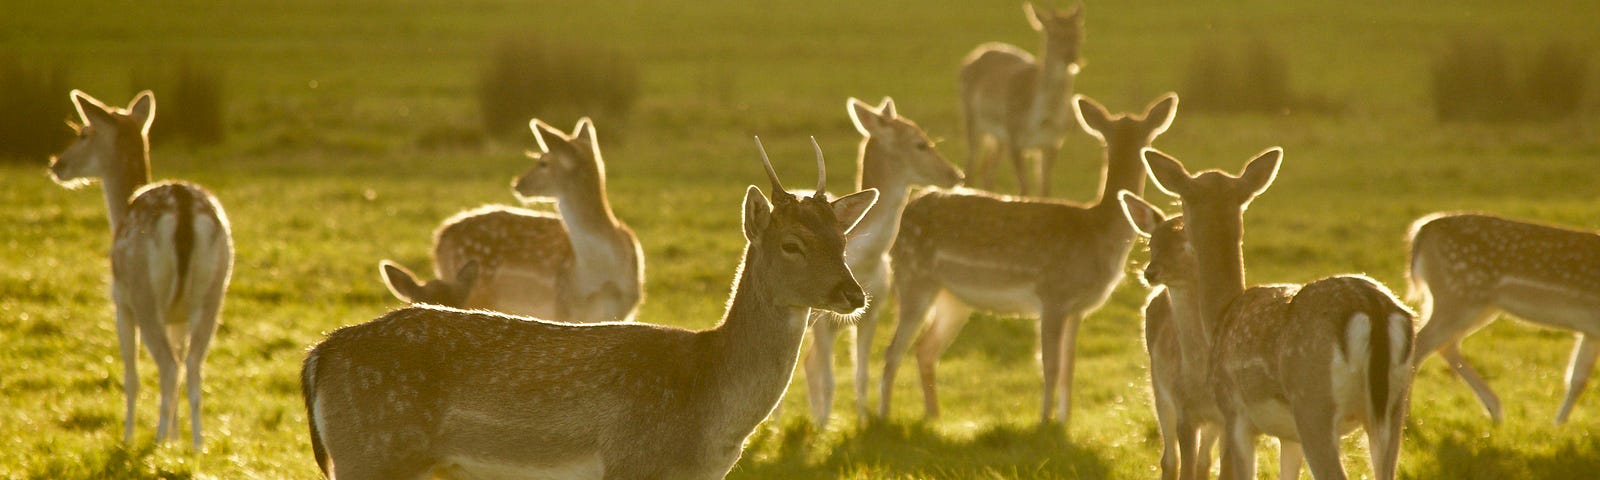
528;118;566;152
1118;191;1166;237
879;97;897;119
1024;2;1045;31
1073;94;1112;140
379;260;426;304
1143;148;1192;198
847;97;887;136
1142;92;1179;138
743;185;773;244
1239;147;1283;198
70;90;115;126
573;117;596;143
128;90;156;136
830;188;879;235
1064;2;1084;22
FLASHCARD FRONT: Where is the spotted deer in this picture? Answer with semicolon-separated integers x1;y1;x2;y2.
48;90;234;448
1144;149;1415;480
380;118;643;323
800;97;964;425
960;2;1084;196
878;93;1176;425
301;138;877;480
1407;213;1600;424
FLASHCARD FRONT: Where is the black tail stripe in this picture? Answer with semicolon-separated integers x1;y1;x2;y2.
172;187;195;307
1369;311;1391;424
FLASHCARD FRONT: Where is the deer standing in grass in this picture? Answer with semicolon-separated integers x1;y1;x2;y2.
1144;149;1415;480
48;90;234;448
1407;213;1600;424
801;97;964;425
302;138;877;480
960;2;1084;196
380;118;643;323
879;93;1176;425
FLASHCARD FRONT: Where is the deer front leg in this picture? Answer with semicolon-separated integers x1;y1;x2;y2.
1050;310;1085;425
1278;439;1302;480
1557;334;1599;424
804;313;837;425
852;299;881;422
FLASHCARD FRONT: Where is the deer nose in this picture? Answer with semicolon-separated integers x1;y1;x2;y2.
835;280;865;310
1142;266;1160;286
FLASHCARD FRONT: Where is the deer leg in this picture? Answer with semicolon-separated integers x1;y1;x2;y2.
913;294;972;419
1152;379;1179;480
852;297;881;421
1414;300;1502;422
127;287;181;444
1037;305;1075;423
1009;145;1033;196
1052;311;1085;425
1278;439;1302;480
1195;426;1218;480
112;292;140;444
1439;342;1503;423
1557;334;1600;424
803;313;837;425
184;284;224;449
880;280;937;418
1037;145;1058;197
1217;410;1257;480
1292;400;1349;480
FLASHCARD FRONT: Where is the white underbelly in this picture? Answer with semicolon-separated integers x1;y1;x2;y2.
1494;276;1600;336
1243;399;1299;441
942;281;1040;316
438;453;604;480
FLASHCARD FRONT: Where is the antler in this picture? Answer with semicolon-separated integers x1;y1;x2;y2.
753;136;785;194
811;136;826;194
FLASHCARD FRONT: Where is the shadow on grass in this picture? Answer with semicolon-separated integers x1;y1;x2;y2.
732;418;1111;479
1406;419;1600;479
28;443;192;480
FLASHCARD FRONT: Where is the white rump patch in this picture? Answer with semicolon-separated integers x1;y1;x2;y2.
1387;313;1409;368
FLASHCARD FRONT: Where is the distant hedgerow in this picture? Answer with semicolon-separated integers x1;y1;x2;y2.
477;34;640;138
0;55;72;162
130;59;227;145
1431;35;1589;122
1179;38;1339;115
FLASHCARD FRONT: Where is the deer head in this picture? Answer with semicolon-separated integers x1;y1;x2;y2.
49;90;154;189
849;97;964;188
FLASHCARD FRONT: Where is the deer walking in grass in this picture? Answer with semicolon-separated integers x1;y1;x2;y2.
1406;213;1600;424
302;138;877;480
801;97;964;425
1144;149;1415;480
48;90;234;448
380;118;643;323
878;93;1176;425
960;2;1084;196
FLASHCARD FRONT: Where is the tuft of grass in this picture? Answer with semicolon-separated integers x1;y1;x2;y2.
0;54;72;162
477;34;641;139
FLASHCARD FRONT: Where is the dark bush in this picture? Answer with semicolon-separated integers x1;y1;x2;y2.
1523;42;1589;118
1431;34;1516;121
0;55;72;162
1180;41;1235;113
130;59;227;145
477;34;641;138
1179;38;1324;115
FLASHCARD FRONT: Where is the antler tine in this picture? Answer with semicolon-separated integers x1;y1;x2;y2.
753;136;785;194
811;136;826;194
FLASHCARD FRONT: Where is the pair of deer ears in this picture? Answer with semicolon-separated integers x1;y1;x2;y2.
1142;147;1284;202
1025;2;1084;31
529;117;597;154
379;259;480;306
72;89;156;137
742;186;879;244
847;97;898;136
1074;93;1179;142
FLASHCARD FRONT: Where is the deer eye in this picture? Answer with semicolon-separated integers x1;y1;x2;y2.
781;241;802;255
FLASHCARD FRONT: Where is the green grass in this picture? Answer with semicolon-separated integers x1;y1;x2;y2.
3;0;1600;478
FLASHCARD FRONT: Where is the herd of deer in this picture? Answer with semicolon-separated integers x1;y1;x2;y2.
41;3;1598;479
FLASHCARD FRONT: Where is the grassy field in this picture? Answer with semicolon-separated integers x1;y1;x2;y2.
3;0;1600;478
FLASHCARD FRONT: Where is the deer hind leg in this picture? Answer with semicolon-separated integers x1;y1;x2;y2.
1045;310;1085;425
183;277;225;449
1291;400;1349;480
1278;439;1302;480
1557;334;1600;424
851;297;882;421
111;291;141;444
1414;300;1503;422
124;278;182;443
804;313;838;424
880;279;938;418
1036;145;1059;197
1195;426;1218;480
913;293;973;419
968;135;1000;191
1216;410;1257;480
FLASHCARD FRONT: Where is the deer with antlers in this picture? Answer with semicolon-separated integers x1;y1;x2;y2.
1144;148;1415;480
960;2;1084;196
302;138;876;479
380;118;643;323
878;93;1175;425
1407;212;1600;424
48;90;234;448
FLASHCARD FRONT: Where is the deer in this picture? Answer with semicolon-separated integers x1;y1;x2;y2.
380;117;644;323
800;97;964;426
959;2;1084;196
301;138;878;480
878;93;1176;426
1144;148;1415;480
1406;212;1600;425
47;90;234;449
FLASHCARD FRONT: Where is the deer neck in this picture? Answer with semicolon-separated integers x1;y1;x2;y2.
1095;140;1149;208
1185;211;1247;331
555;170;627;280
706;247;810;434
851;144;914;257
1030;47;1076;123
102;132;152;234
1163;283;1211;369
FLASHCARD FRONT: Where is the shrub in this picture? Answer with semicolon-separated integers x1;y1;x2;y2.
1179;38;1325;115
0;55;72;162
1431;34;1516;121
130;59;227;145
1180;41;1235;113
477;34;641;138
1523;42;1589;118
